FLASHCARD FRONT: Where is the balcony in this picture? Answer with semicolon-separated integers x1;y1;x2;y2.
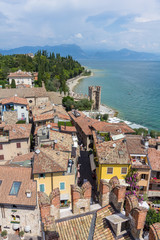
148;190;160;198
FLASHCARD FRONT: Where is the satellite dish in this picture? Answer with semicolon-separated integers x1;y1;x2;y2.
113;143;116;148
47;124;51;129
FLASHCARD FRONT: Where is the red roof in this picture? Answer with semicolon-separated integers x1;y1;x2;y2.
1;96;28;105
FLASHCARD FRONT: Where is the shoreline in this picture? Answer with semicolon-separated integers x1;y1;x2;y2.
66;71;117;118
66;70;148;130
66;72;94;94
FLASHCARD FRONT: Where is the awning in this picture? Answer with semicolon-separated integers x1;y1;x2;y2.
90;154;96;172
60;193;69;200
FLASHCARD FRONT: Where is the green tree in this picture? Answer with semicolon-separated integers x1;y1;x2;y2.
145;208;160;230
11;79;16;88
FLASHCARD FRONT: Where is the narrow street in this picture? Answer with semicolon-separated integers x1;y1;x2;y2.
78;150;98;204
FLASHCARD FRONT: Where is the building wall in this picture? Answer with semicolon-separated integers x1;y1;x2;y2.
9;77;32;86
15;105;29;123
34;173;75;201
0;138;30;163
0;204;41;236
96;164;129;189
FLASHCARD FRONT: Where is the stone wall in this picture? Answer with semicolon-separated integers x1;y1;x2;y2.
0;204;41;237
125;195;147;239
3;111;17;124
71;181;91;214
39;188;60;221
149;223;160;240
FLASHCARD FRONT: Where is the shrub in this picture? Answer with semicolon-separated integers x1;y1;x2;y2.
19;231;24;237
1;230;7;237
16;120;26;124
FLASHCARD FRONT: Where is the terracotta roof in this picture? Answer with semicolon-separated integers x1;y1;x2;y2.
47;91;62;105
12;152;34;163
8;70;32;78
0;166;37;206
92;121;135;135
56;213;93;239
33;112;54;122
16;84;31;88
94;137;130;165
68;111;99;136
126;135;147;155
0;87;48;99
3;124;32;140
49;130;73;152
33;148;68;174
93;205;115;239
148;148;160;171
55;204;133;240
60;125;77;133
0;96;28;105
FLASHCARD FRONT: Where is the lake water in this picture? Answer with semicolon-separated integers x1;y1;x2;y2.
74;59;160;131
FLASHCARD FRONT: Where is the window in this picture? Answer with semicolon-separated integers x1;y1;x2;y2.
0;180;2;186
121;167;127;174
39;173;45;179
10;182;21;196
141;174;146;180
16;143;21;148
139;186;144;191
60;182;65;190
29;100;33;103
0;155;4;160
21;106;24;109
0;144;3;150
39;184;45;192
107;167;113;174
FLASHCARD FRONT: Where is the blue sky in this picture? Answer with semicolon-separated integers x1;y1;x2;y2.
0;0;160;52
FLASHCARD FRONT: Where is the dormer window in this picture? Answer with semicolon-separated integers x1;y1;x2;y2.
10;181;21;196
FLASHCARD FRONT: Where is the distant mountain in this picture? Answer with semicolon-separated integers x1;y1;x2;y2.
91;48;160;61
0;44;86;59
0;45;160;61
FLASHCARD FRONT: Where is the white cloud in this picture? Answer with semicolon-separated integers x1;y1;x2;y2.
0;0;160;52
75;33;83;39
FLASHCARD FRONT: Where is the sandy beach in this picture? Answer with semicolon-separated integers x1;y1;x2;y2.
66;72;116;117
66;72;94;94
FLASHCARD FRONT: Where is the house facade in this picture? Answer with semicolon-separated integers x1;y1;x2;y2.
0;96;29;124
8;70;33;87
93;131;130;190
33;147;78;205
0;124;31;163
0;166;41;237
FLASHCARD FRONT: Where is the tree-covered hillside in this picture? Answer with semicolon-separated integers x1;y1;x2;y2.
0;50;84;92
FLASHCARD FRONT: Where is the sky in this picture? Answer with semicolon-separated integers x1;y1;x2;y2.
0;0;160;52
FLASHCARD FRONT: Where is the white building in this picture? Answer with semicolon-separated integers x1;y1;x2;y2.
0;96;29;124
8;70;33;87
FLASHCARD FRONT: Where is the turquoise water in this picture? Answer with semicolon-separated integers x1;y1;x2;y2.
74;60;160;131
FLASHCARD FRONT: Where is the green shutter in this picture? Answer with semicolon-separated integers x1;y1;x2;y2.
40;184;45;192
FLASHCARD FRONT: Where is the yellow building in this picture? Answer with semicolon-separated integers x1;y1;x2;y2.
92;131;131;189
33;148;77;205
126;135;151;194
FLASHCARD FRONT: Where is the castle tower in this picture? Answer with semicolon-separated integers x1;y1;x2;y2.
88;86;101;111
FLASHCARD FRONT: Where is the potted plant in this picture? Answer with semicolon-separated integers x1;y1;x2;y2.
19;231;24;240
1;230;8;240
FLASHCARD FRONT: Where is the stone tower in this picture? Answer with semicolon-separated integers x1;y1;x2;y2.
88;86;101;110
